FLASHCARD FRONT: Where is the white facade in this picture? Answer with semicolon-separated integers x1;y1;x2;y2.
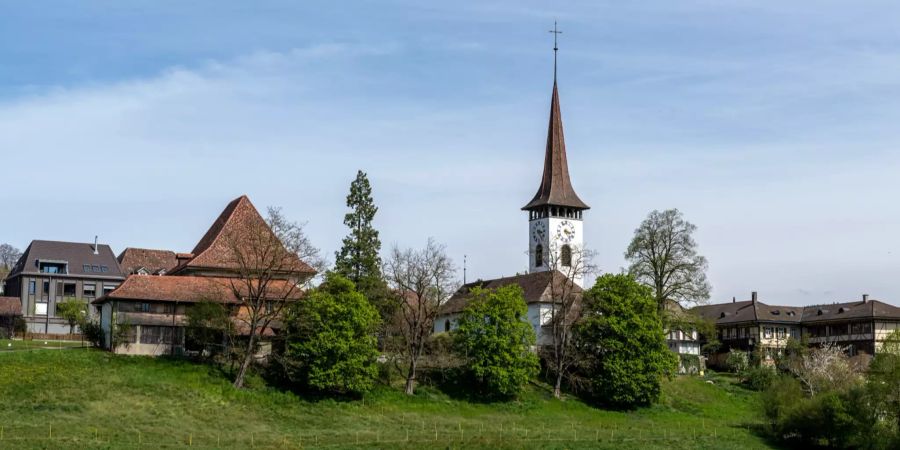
434;302;557;346
528;216;584;287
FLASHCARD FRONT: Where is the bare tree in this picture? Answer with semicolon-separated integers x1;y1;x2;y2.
0;243;21;279
625;209;710;312
789;343;859;396
384;238;457;395
540;243;596;399
224;207;318;388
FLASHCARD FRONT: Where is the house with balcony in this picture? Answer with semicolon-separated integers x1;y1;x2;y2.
2;239;125;334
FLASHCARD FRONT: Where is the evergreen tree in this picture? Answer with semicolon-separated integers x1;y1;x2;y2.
575;273;677;409
453;285;539;399
334;170;391;317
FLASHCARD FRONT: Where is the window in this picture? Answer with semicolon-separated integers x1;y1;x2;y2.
83;283;96;298
444;320;450;332
92;265;100;272
35;302;48;315
38;262;66;274
534;245;543;267
103;284;118;296
561;245;572;267
776;328;785;339
62;283;77;297
763;327;773;339
42;281;50;297
83;264;91;272
139;303;151;313
28;280;36;295
100;265;109;273
139;326;175;345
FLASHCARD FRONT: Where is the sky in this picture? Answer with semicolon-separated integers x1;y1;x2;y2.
2;1;900;306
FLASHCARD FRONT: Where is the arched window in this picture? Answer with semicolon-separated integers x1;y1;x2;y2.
535;244;543;267
561;245;572;267
444;320;450;332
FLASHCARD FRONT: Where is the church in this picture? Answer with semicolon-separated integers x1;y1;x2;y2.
434;69;589;345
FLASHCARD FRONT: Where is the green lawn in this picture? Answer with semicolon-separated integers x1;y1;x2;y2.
0;339;85;352
0;349;775;449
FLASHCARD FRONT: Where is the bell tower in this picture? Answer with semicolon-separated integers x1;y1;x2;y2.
522;26;589;286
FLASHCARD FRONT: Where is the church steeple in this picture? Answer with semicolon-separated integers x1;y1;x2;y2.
521;80;589;211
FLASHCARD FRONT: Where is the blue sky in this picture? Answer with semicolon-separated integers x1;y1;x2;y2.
2;1;900;306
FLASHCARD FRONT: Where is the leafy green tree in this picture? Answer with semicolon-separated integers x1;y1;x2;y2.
56;300;87;334
575;273;677;408
453;285;539;399
283;273;380;395
334;170;392;316
185;301;236;360
868;330;900;433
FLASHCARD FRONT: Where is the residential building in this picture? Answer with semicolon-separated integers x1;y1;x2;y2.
93;195;316;356
117;248;178;275
3;239;125;334
693;292;900;366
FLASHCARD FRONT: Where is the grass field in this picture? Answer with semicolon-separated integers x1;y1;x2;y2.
0;349;775;449
0;339;85;352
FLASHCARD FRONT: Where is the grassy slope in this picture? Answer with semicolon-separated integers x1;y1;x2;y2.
0;349;773;449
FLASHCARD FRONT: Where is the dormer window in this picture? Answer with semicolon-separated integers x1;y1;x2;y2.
771;310;780;315
37;260;68;274
839;307;848;314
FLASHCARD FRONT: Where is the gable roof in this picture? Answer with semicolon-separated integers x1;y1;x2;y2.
117;248;178;275
173;195;315;275
522;82;589;211
439;270;582;315
7;240;125;279
694;296;900;326
801;299;900;323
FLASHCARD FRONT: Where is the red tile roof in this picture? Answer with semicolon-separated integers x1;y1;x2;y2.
174;195;315;275
117;248;178;275
93;275;302;304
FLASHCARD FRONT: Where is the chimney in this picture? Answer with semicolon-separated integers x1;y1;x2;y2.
863;294;869;303
751;291;758;303
93;236;99;255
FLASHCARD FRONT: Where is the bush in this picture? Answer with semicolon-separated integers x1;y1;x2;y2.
79;320;105;348
743;365;777;391
725;350;749;374
453;285;538;400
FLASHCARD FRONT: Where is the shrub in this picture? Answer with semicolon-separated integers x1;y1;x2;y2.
282;273;380;396
574;274;677;409
79;320;105;348
743;365;777;391
453;285;538;400
725;350;749;374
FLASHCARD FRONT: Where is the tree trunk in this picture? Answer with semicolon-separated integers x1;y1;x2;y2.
233;331;257;389
404;358;417;395
554;372;563;399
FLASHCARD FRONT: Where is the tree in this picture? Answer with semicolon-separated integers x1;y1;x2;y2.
625;209;711;312
384;238;457;395
539;243;595;399
453;285;539;399
868;330;900;432
790;343;860;396
333;171;392;321
575;273;677;408
185;301;236;361
0;243;21;281
56;299;86;334
282;273;380;395
224;206;319;389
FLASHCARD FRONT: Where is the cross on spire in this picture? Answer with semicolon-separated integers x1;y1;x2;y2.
549;21;562;82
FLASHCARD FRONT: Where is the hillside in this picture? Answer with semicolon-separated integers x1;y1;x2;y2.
0;348;773;449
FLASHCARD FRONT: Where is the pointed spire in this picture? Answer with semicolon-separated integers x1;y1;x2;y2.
522;81;589;211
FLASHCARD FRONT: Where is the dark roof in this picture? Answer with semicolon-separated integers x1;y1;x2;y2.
7;240;125;279
522;82;589;211
693;297;900;326
172;195;316;276
117;248;178;275
439;270;582;315
0;297;21;316
801;299;900;323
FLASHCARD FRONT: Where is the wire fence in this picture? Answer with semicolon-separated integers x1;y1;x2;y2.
0;422;763;448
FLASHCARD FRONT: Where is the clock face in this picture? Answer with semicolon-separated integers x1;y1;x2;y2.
556;220;576;244
531;221;547;244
